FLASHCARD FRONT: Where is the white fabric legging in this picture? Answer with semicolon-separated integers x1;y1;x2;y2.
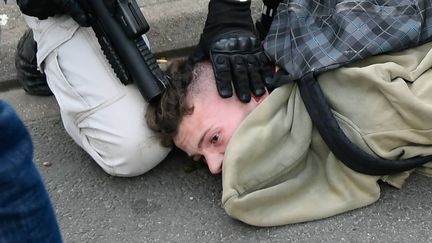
24;15;171;177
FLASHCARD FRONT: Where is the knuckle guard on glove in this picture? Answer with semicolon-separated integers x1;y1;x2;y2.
230;55;251;102
246;55;265;97
209;31;265;102
257;52;274;88
191;0;273;102
211;54;233;98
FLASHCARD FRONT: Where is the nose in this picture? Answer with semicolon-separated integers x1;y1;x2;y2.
203;151;224;174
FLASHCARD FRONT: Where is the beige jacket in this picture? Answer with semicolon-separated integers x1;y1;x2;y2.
222;42;432;227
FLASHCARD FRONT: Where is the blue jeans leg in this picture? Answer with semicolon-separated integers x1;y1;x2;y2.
0;100;62;243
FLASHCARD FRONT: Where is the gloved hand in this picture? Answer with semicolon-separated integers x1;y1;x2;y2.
16;0;89;26
209;30;273;102
191;0;273;103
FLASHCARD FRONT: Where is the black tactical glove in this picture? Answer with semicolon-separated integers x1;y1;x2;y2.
16;0;89;26
191;0;273;103
209;30;273;102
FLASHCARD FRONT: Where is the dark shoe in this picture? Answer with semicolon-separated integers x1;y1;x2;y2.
15;29;52;96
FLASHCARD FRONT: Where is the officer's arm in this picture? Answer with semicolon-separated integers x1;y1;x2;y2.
16;0;89;26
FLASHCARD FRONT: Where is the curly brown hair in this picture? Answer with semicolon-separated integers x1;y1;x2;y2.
145;59;199;147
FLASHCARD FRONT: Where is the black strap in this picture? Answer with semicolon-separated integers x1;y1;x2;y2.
297;72;432;175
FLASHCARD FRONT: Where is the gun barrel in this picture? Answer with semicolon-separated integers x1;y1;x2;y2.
87;0;163;102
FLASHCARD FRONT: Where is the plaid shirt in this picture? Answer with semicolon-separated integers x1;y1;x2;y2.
264;0;432;81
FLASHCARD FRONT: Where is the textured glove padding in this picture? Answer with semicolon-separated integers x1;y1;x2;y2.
192;0;273;102
16;0;89;26
210;31;273;102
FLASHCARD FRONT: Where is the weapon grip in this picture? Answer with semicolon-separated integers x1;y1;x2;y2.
81;0;168;101
78;0;131;84
93;25;132;84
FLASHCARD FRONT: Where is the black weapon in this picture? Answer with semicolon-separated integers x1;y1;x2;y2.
79;0;169;102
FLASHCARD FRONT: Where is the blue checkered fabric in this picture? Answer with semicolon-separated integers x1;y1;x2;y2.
264;0;432;81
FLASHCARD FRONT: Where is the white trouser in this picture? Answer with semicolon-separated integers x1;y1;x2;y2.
24;15;171;177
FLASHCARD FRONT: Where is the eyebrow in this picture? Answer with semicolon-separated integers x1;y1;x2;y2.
198;128;211;149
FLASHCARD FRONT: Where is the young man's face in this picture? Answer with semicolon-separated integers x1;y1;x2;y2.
173;63;267;174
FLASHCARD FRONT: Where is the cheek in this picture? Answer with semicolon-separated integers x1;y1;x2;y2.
223;113;248;143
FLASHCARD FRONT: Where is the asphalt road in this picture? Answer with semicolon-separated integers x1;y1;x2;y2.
2;86;432;243
1;0;432;242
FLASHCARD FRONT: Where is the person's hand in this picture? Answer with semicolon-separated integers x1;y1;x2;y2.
16;0;89;26
209;30;273;102
190;0;273;103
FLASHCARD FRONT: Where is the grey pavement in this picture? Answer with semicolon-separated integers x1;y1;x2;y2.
1;1;432;243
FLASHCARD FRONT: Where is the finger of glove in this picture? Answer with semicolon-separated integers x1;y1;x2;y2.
257;52;274;88
64;0;90;27
246;55;265;97
230;55;251;103
211;54;233;98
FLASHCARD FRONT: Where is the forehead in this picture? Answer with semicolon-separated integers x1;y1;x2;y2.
174;94;213;152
